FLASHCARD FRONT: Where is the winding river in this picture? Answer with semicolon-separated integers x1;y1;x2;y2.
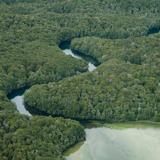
8;87;32;116
8;42;160;160
9;42;97;116
59;41;97;72
62;48;96;72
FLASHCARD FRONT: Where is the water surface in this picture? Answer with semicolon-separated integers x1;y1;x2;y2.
60;41;97;72
62;49;82;59
66;126;160;160
11;94;31;116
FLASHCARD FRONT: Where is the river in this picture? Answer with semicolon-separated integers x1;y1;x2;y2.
8;42;160;160
60;41;97;72
62;48;96;72
8;87;32;116
9;41;97;116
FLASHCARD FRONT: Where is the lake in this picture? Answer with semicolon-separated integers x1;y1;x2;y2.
66;123;160;160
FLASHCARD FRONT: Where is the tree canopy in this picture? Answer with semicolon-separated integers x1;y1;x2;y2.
1;0;160;159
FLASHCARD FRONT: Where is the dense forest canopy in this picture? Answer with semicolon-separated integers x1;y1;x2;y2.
0;113;85;160
1;0;160;159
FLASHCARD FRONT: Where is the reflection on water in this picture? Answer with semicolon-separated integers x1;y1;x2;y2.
66;127;160;160
62;49;96;72
62;49;82;59
11;95;31;116
88;62;96;72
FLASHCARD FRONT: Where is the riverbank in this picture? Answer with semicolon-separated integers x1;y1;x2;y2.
81;120;160;129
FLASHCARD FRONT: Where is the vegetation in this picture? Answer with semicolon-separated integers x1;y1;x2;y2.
0;41;88;95
71;35;160;66
0;113;85;160
1;0;160;159
25;57;160;122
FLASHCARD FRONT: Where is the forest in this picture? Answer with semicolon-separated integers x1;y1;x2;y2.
0;113;85;160
0;0;160;159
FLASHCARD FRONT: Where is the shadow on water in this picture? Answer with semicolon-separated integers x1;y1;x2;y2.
59;40;71;50
59;41;100;66
7;86;29;99
147;25;160;35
